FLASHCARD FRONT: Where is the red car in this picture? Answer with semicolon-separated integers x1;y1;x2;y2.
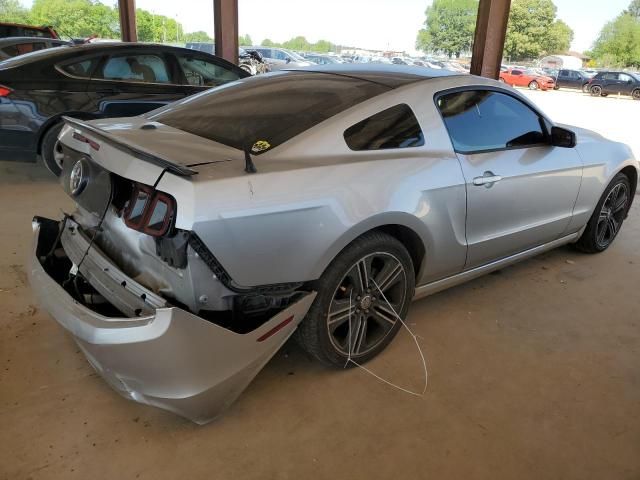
499;68;555;90
0;22;59;40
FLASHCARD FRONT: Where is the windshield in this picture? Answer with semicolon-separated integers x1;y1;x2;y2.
289;51;306;62
148;71;389;154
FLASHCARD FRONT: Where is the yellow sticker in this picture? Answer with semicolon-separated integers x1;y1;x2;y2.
251;140;271;153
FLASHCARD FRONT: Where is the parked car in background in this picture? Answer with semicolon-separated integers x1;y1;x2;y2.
242;48;270;74
249;46;312;70
185;42;268;75
31;65;637;423
0;42;248;174
304;53;342;65
500;68;555;90
0;37;70;60
554;69;591;92
587;71;640;99
0;22;59;39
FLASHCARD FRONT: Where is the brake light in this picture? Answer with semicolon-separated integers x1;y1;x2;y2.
0;85;12;97
123;183;176;237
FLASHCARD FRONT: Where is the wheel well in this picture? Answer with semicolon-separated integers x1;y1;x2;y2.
373;224;425;279
620;165;638;208
36;113;94;154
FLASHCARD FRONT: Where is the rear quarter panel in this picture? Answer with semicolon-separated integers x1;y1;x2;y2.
156;78;475;287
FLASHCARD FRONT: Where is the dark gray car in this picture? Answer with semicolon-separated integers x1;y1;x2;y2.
0;36;70;60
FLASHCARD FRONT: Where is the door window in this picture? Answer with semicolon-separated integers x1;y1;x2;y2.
436;90;547;153
100;54;170;83
511;70;522;76
344;104;424;151
177;55;242;86
618;73;633;83
58;57;100;78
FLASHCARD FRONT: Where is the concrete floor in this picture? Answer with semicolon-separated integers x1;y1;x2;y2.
1;90;639;480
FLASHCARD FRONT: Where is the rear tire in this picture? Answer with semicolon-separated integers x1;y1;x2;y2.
575;173;631;253
582;83;590;93
296;231;415;367
41;122;65;177
590;85;602;97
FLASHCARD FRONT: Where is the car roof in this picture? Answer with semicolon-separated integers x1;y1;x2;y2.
282;63;459;88
0;37;68;46
0;42;235;69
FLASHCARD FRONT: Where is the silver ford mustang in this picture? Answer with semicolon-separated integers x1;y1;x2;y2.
30;65;638;423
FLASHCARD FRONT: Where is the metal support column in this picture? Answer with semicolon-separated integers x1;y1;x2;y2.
470;0;511;79
118;0;137;42
214;0;239;65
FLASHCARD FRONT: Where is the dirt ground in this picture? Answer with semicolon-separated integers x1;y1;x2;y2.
1;89;639;480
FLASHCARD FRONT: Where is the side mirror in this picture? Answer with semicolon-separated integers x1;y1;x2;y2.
285;57;291;64
551;126;576;148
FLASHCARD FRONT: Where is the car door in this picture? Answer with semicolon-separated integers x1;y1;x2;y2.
557;69;569;88
617;73;635;95
171;51;245;95
88;50;185;117
510;70;526;86
436;88;583;268
601;72;620;94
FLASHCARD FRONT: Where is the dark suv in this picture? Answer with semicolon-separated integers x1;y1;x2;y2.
588;71;640;99
554;69;591;92
0;42;248;175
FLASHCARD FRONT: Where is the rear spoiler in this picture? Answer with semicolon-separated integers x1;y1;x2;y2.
62;116;197;177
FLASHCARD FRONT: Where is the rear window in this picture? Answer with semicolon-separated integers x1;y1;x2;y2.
148;71;389;154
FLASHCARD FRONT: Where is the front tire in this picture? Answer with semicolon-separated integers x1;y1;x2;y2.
297;232;415;367
590;85;602;96
41;122;65;177
575;173;631;253
528;81;539;90
632;89;640;100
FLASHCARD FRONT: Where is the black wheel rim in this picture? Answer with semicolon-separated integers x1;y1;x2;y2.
326;252;407;357
596;182;628;248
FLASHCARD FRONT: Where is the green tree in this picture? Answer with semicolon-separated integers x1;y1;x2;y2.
416;0;478;58
282;35;310;51
183;31;212;43
29;0;118;39
238;34;252;45
546;19;573;54
591;12;640;67
261;38;275;47
626;0;640;18
312;39;334;52
0;0;31;23
504;0;574;61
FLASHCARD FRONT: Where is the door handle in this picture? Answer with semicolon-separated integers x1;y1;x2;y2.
473;171;502;188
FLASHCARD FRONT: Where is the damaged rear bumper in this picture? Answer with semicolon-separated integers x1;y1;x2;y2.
29;217;316;424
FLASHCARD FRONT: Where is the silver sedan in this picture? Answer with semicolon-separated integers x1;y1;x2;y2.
30;65;638;423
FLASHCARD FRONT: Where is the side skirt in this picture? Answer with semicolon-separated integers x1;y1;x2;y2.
413;232;581;301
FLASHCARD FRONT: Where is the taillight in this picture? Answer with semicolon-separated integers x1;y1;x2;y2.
72;131;100;151
0;85;12;97
123;183;176;237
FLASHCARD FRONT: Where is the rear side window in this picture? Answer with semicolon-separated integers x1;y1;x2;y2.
99;54;170;83
344;104;424;151
58;58;99;78
436;90;547;153
177;55;241;87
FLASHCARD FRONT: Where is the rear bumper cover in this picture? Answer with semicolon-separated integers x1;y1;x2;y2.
29;217;316;424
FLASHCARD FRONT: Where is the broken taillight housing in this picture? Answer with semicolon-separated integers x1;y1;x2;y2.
0;85;12;97
123;183;176;237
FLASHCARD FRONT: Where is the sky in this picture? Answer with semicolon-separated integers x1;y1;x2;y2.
19;0;633;54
